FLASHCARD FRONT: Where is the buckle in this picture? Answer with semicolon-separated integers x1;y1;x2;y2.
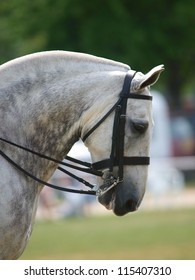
96;177;120;197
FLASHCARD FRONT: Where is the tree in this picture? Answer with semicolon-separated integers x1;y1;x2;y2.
0;0;194;109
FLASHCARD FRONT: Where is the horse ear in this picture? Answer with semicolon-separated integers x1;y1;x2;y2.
138;65;165;89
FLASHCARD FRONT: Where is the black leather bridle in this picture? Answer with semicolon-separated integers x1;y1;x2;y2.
82;71;152;196
0;70;152;196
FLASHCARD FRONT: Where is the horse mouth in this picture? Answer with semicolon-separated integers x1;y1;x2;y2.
104;193;115;210
98;188;140;216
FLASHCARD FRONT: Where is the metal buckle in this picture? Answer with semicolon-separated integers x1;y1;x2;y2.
96;177;120;197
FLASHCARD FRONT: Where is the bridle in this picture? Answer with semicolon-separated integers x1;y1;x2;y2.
82;71;152;196
0;70;152;197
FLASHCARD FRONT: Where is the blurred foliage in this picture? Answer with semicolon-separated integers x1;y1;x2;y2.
0;0;194;108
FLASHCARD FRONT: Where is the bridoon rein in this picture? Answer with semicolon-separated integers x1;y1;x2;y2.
0;71;152;197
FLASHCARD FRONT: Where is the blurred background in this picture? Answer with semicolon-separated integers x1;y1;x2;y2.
1;0;194;259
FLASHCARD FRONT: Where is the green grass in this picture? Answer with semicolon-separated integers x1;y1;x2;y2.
21;208;195;260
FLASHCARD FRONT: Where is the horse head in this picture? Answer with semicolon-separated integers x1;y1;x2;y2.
82;65;164;216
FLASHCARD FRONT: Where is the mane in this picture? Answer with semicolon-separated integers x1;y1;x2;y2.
0;51;130;84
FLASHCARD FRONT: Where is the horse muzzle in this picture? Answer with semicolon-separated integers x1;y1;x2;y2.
98;180;144;216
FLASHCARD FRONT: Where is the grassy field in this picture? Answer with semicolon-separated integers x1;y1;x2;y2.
21;208;195;260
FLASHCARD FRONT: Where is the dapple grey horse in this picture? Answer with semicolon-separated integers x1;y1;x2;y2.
0;51;164;259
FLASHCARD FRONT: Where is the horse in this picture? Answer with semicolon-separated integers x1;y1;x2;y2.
0;51;164;259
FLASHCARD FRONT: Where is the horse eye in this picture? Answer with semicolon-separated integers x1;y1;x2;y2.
131;119;149;133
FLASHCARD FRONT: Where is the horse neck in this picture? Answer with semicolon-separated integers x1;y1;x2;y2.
1;80;85;181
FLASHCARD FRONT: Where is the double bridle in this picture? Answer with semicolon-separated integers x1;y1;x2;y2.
0;71;152;197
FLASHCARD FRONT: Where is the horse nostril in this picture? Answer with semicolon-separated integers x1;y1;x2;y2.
126;199;138;212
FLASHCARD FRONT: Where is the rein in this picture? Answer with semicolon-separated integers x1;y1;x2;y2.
0;70;152;197
0;137;100;195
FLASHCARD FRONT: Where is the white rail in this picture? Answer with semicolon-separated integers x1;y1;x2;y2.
151;156;195;171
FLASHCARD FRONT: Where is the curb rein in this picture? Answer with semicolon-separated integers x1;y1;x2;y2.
0;71;152;197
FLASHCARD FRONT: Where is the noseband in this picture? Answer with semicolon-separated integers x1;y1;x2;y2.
0;71;152;197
